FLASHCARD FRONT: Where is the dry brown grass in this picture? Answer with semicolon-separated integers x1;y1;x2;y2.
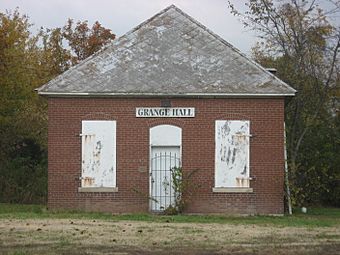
0;218;339;254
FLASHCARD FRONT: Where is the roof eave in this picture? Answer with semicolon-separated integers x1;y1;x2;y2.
37;91;296;98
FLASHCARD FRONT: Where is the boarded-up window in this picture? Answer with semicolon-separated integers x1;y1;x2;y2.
215;120;250;188
81;120;116;188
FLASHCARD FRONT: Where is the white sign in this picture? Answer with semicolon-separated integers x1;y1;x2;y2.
136;107;195;118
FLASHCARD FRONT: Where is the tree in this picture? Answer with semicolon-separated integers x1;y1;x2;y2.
38;18;116;76
0;9;116;203
40;27;72;77
0;9;48;203
62;19;116;64
228;0;340;206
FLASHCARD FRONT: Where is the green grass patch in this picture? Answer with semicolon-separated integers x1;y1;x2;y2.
0;203;339;228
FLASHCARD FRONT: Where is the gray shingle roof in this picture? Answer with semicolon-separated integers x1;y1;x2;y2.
37;5;296;97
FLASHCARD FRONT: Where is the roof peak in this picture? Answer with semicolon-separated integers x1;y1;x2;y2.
167;4;178;9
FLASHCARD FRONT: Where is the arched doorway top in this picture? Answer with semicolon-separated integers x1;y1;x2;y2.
150;124;181;146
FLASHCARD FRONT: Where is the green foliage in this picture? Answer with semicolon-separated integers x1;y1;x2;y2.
169;166;184;214
0;8;115;204
40;27;72;77
291;113;340;206
229;0;340;207
164;167;199;215
0;9;48;204
0;140;47;203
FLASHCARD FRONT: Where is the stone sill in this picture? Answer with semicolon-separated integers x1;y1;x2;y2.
212;187;253;193
78;187;118;193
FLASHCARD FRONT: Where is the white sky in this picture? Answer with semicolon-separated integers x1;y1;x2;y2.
0;0;256;55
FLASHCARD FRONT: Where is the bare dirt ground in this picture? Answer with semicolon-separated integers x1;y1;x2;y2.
0;218;339;255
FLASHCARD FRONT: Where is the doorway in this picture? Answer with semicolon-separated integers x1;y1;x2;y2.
149;125;182;212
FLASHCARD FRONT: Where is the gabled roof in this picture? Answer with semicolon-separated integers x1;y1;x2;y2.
37;5;296;97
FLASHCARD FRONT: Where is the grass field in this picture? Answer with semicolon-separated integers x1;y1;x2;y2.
0;204;339;254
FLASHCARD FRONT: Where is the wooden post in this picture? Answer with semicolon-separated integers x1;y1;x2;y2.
284;122;292;215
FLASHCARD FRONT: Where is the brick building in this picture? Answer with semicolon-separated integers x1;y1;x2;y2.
37;5;295;215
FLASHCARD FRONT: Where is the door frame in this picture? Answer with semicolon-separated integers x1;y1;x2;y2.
149;125;182;212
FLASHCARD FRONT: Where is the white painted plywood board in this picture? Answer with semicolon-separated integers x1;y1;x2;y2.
81;120;116;187
215;120;250;188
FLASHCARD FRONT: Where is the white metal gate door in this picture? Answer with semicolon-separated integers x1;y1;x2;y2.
150;146;181;212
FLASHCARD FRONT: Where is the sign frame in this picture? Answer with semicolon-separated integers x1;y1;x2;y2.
136;107;195;118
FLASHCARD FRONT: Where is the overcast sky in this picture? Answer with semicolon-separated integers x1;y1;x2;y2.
0;0;256;54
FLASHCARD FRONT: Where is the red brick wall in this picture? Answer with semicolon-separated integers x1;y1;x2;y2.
48;97;285;215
